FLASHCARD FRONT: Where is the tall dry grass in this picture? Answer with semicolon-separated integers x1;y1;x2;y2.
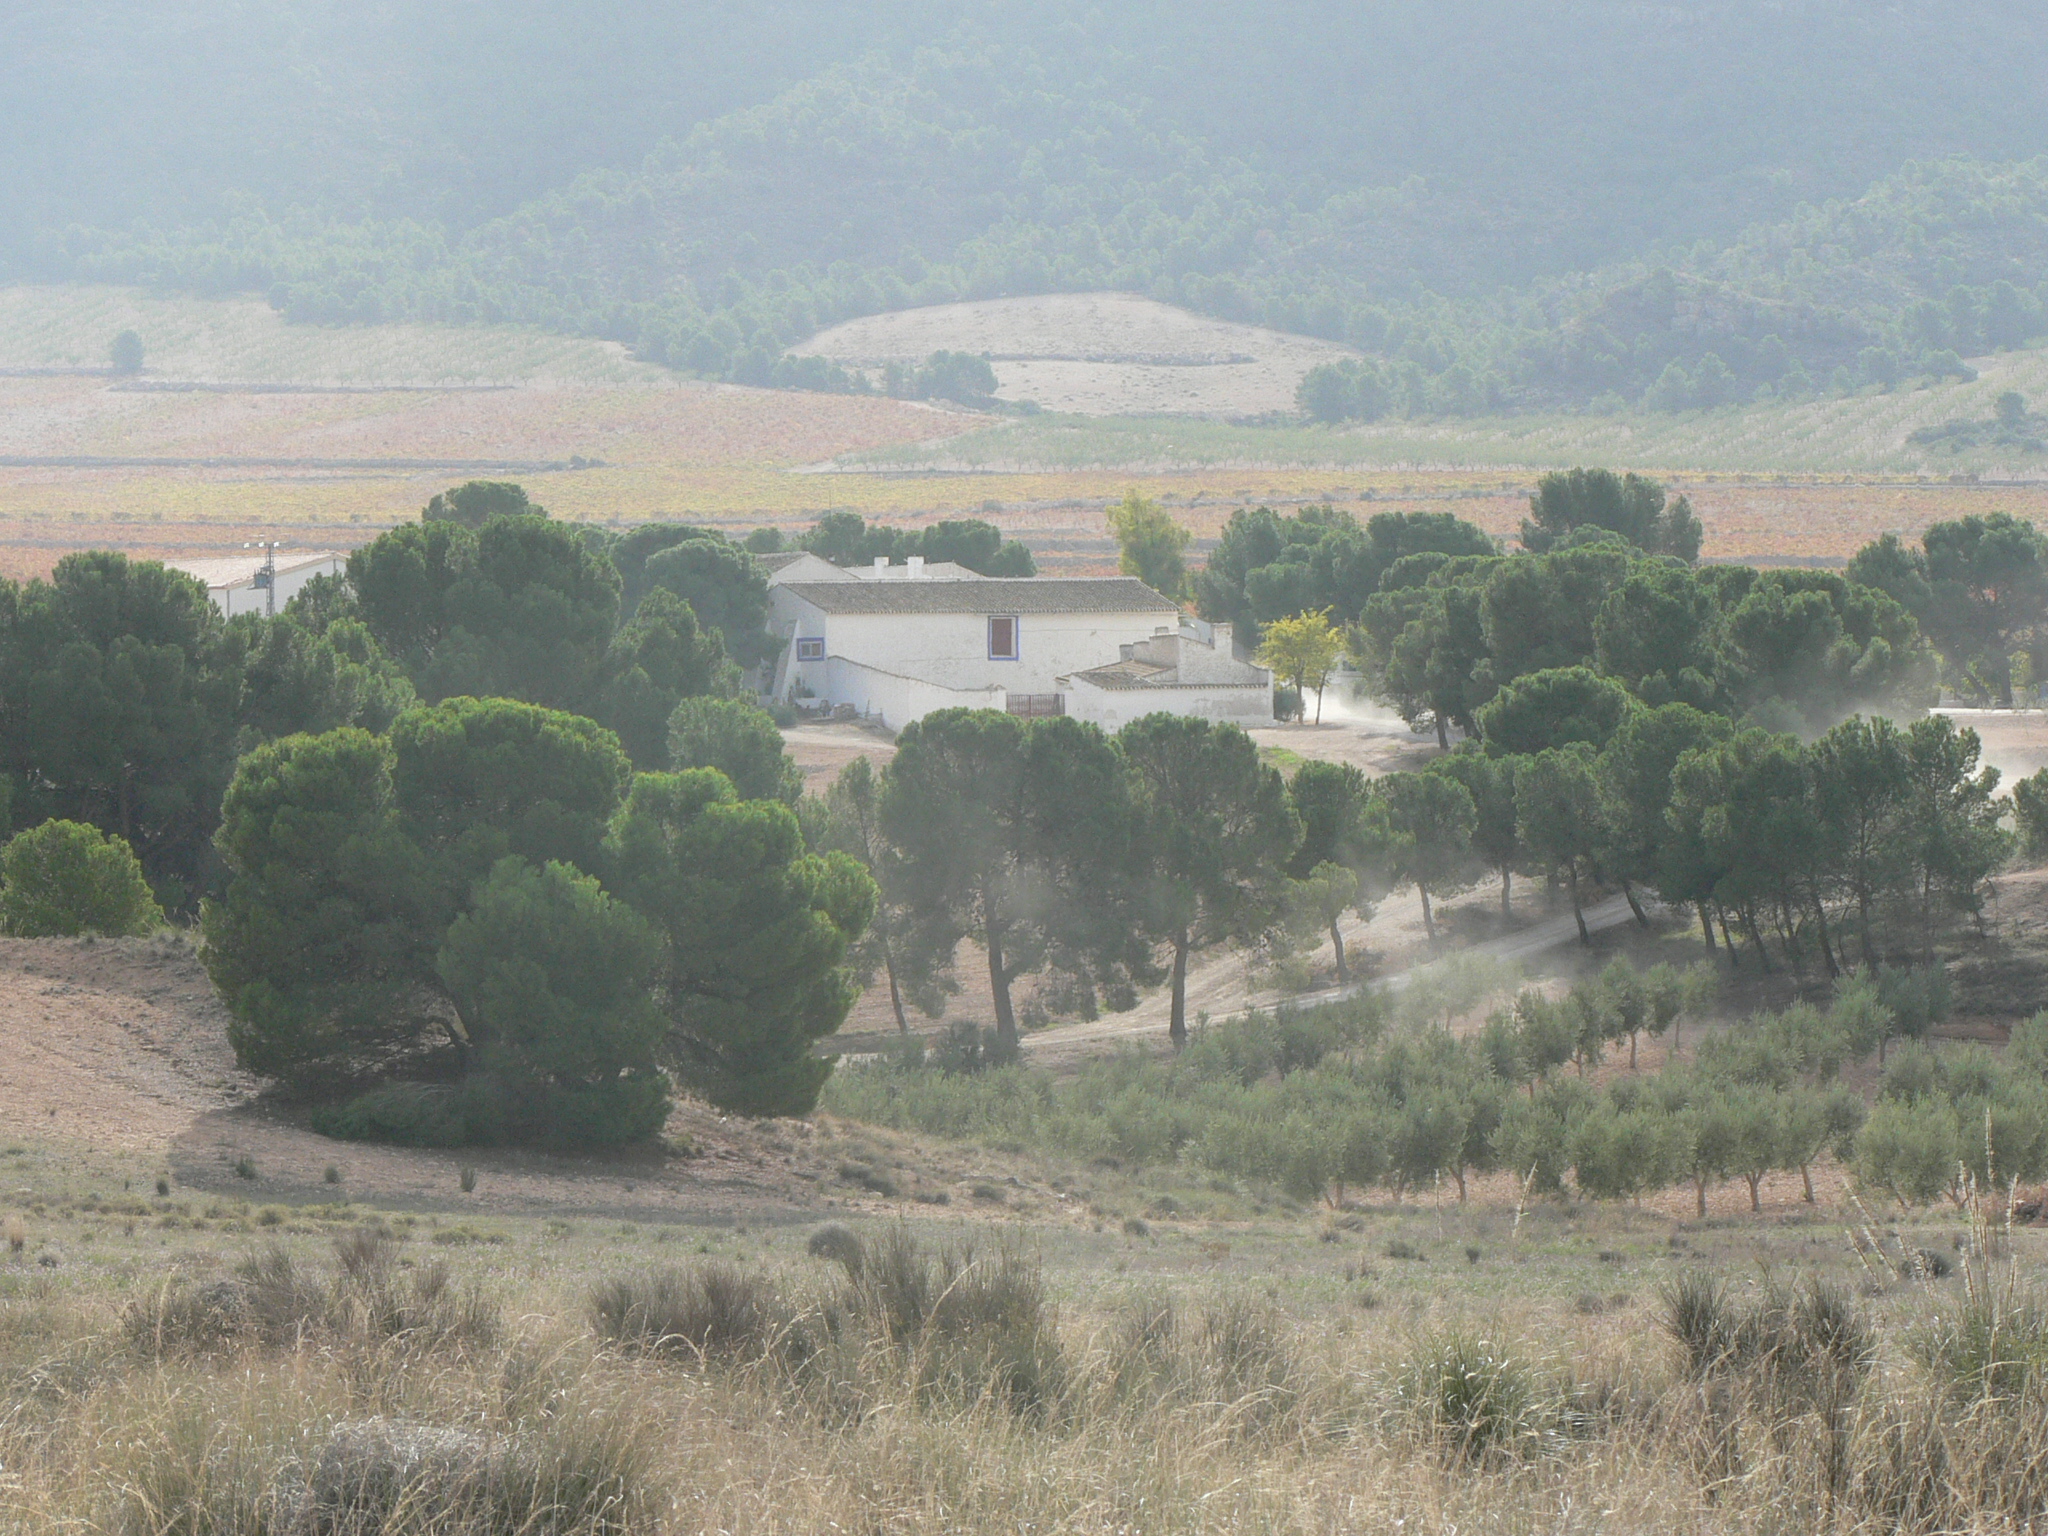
6;1219;2048;1532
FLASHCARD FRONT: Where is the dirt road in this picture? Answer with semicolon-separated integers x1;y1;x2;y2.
1026;892;1647;1060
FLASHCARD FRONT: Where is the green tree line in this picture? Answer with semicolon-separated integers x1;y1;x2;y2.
1193;473;2048;740
0;485;1038;910
0;487;1048;1148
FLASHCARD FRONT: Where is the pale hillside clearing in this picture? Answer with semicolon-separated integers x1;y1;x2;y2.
790;292;1358;416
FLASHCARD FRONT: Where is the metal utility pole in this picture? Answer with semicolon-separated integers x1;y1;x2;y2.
244;540;282;618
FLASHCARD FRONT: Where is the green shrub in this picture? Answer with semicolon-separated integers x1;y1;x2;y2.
312;1082;475;1147
1659;1270;1734;1378
805;1222;865;1277
1915;1284;2048;1404
434;857;671;1148
1396;1331;1551;1462
0;820;162;937
312;1072;672;1151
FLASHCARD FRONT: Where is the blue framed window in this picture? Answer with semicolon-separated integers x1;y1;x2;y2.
988;615;1020;660
795;637;824;661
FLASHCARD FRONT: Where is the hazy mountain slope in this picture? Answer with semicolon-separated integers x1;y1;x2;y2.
11;2;2048;413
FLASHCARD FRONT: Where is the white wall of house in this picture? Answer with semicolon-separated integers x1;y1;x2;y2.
772;599;1180;700
765;575;1275;732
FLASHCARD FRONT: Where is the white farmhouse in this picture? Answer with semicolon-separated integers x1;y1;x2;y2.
765;559;1272;730
167;550;347;618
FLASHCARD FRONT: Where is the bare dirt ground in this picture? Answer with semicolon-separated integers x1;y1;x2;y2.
0;935;928;1226
791;293;1359;417
0;933;256;1153
1938;707;2048;784
779;720;898;793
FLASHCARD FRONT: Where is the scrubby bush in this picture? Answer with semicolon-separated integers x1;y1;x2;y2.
125;1233;498;1359
805;1222;865;1278
0;819;163;937
590;1262;804;1368
138;1407;653;1536
1660;1269;1873;1416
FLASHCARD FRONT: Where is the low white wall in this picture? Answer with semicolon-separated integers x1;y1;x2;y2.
1063;680;1274;732
810;656;1003;730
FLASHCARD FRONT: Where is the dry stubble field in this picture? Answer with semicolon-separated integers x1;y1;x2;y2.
5;284;2048;580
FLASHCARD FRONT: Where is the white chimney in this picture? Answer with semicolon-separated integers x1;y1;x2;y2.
872;556;888;574
907;555;926;578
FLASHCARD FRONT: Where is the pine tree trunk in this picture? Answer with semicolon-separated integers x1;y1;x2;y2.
1695;1177;1708;1219
1168;927;1191;1048
986;911;1018;1057
1567;864;1589;944
1435;716;1449;750
1622;879;1649;927
1329;919;1348;986
1698;902;1717;951
1419;885;1436;942
882;939;909;1032
1501;869;1512;918
1813;895;1840;978
1744;905;1773;973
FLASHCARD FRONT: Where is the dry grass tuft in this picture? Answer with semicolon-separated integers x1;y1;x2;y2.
126;1234;499;1360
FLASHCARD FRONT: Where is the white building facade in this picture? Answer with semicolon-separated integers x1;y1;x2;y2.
765;563;1272;731
168;550;347;618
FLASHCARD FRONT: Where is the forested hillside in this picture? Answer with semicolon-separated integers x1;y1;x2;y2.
12;2;2048;413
